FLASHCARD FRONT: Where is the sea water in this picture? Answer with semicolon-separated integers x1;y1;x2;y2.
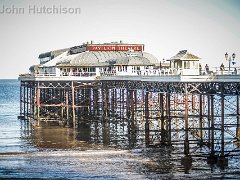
0;79;239;179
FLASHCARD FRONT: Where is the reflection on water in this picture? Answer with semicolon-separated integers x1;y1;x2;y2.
0;119;240;179
13;118;240;179
20;119;141;152
29;126;92;150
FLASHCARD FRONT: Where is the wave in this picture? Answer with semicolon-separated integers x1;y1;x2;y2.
0;149;129;157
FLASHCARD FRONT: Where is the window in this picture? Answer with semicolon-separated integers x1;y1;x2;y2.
184;61;190;69
187;61;190;69
89;68;96;72
179;61;182;68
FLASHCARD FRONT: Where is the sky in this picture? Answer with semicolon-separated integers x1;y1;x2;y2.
0;0;239;79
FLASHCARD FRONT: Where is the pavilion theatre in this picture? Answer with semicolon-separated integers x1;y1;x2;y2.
30;41;160;77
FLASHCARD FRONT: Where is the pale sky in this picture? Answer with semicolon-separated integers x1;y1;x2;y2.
0;0;239;79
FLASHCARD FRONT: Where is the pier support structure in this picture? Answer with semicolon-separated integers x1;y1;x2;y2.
19;80;240;160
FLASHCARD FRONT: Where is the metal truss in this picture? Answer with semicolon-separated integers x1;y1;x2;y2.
19;79;240;166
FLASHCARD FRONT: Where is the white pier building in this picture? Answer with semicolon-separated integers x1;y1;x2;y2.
19;41;240;82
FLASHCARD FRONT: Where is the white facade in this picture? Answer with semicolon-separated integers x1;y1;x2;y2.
168;50;201;75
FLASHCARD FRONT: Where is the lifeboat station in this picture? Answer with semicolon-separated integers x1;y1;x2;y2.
19;41;240;167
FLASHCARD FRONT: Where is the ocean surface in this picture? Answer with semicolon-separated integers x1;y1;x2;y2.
0;79;240;179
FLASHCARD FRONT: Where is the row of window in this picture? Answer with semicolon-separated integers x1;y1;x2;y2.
59;66;153;73
171;61;199;69
60;67;96;72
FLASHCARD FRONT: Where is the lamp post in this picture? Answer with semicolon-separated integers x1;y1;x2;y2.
232;53;236;66
225;52;236;74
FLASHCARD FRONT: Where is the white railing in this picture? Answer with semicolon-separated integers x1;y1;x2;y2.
100;69;180;76
19;72;97;78
100;72;116;76
211;67;239;75
36;73;57;77
18;69;189;78
137;69;178;76
19;67;240;79
61;72;97;77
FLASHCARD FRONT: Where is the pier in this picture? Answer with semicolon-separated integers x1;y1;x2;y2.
19;42;240;167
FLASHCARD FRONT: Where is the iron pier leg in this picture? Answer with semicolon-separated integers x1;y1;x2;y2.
101;87;104;117
141;91;145;128
145;91;150;147
130;90;134;122
149;92;153;130
126;90;130;118
237;95;240;140
61;89;64;121
106;88;110;117
174;94;179;135
134;90;137;123
166;93;171;146
128;90;136;148
199;94;203;146
121;89;125;119
72;82;76;128
207;94;211;147
181;84;192;173
210;95;215;156
111;88;115;115
37;82;40;127
26;83;29;118
102;116;110;146
207;95;218;164
33;83;37;120
114;88;117;114
93;88;98;115
23;82;26;118
66;89;69;126
217;93;228;167
157;93;161;132
20;82;23;117
160;93;165;145
30;83;33;118
97;88;100;116
184;92;189;156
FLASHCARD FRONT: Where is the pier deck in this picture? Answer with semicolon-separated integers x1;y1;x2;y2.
19;73;240;82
